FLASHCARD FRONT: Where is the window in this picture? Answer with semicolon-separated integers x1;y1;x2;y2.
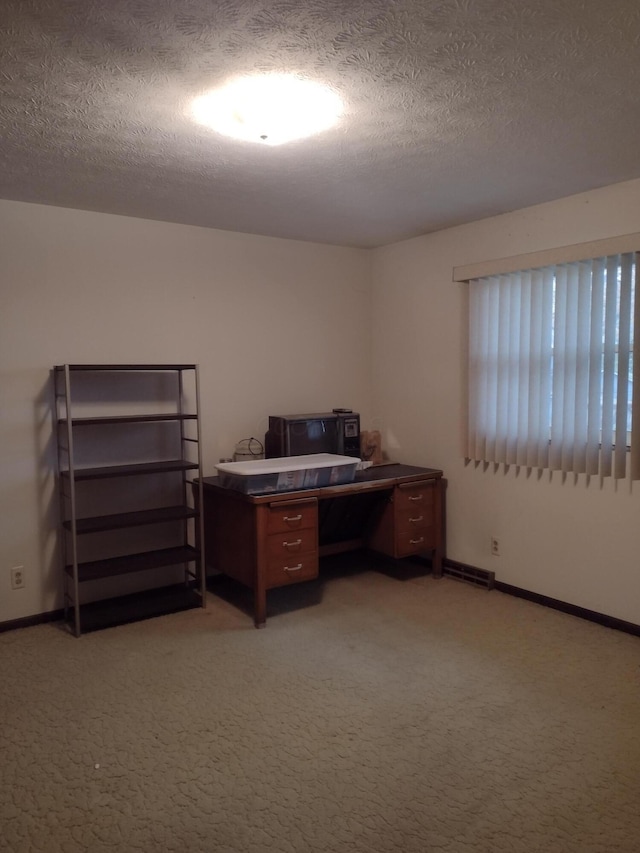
467;252;638;479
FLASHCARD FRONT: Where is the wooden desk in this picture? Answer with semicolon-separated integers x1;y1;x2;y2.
199;464;445;627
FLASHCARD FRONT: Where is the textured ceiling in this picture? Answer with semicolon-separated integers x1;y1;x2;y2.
1;0;640;248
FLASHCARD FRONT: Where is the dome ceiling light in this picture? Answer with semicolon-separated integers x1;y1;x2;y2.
191;74;343;146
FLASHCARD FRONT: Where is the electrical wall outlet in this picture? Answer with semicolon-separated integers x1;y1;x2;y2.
490;537;500;557
10;566;25;590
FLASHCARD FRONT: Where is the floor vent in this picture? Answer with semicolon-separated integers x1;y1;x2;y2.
443;560;495;590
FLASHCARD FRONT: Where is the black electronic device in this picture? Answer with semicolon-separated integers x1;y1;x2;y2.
265;411;361;459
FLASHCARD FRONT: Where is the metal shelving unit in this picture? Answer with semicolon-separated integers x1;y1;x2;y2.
54;364;206;636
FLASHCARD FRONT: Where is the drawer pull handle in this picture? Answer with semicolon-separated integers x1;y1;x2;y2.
284;563;303;573
408;494;423;501
283;514;302;522
409;537;425;545
283;539;302;549
409;516;424;523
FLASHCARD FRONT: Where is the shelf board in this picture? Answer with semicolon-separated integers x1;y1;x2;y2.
68;583;203;633
66;545;200;582
54;364;197;372
61;459;199;481
58;413;198;426
63;505;199;534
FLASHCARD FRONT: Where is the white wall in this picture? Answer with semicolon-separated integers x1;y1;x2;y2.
0;200;372;622
371;178;640;625
5;179;640;628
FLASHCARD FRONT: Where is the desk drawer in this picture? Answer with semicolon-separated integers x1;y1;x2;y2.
395;512;433;539
395;527;436;557
266;552;319;587
267;499;317;534
267;527;317;560
395;482;435;512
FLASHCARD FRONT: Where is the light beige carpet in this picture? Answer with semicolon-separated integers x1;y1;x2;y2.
1;564;639;853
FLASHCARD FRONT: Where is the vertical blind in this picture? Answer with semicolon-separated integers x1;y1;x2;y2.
467;252;639;479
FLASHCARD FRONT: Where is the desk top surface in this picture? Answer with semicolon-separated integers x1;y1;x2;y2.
200;463;443;504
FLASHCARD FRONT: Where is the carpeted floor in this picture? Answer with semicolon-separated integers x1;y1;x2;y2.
1;561;639;852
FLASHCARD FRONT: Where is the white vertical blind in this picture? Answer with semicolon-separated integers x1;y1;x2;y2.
467;252;638;479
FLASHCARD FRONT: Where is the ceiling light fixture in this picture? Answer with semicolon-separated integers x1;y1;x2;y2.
191;74;343;146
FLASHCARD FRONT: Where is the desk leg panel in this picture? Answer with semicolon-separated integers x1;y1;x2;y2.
203;491;257;588
431;477;446;578
254;505;268;628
